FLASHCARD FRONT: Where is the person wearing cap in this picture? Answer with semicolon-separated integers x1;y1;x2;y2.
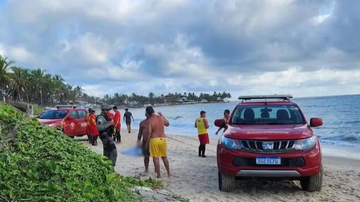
113;106;121;143
96;105;117;167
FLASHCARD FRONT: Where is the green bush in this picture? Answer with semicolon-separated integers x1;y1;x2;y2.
0;105;162;202
32;104;43;115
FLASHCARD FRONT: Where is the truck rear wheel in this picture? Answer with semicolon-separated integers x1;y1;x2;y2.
218;171;235;192
300;165;323;192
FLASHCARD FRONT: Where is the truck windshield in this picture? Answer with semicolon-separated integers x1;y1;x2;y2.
39;110;68;119
230;105;305;125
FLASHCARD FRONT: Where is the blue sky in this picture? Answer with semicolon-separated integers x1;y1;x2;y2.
0;0;359;99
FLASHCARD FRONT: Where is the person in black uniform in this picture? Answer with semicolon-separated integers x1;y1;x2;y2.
96;105;117;167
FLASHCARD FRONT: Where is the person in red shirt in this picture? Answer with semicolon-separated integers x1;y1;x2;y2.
109;111;114;119
113;106;121;143
89;109;99;146
85;108;92;143
108;111;116;140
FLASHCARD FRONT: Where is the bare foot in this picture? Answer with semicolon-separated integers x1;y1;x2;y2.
168;173;172;177
156;175;161;178
140;172;148;176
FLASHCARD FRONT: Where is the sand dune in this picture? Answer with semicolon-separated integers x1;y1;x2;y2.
85;130;360;202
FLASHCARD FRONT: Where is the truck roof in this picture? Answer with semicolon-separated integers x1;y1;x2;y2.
236;94;295;107
236;101;296;107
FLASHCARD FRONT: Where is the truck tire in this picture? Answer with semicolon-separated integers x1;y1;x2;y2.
218;171;235;192
300;165;323;192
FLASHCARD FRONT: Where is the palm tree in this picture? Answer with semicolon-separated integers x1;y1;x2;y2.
0;56;14;98
9;67;29;101
30;68;48;106
74;86;83;100
148;92;155;105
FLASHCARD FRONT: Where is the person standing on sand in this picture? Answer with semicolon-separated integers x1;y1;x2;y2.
195;111;210;157
89;109;99;146
96;106;117;167
123;108;134;133
144;106;171;178
85;108;92;143
137;113;150;175
113;106;121;143
215;109;230;135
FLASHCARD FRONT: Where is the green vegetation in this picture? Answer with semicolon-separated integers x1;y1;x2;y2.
0;105;162;202
1;54;231;107
103;91;232;106
1;54;83;107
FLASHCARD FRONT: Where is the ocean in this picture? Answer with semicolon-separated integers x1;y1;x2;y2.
117;94;360;149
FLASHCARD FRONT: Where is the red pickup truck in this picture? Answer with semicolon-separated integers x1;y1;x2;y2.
37;107;88;138
215;95;323;192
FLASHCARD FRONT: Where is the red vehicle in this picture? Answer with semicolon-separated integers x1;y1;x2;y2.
37;107;88;138
214;95;323;192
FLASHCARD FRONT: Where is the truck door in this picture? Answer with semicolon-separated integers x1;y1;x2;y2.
64;110;79;136
76;110;88;135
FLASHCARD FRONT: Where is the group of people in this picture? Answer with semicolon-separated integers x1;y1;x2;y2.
83;106;134;167
85;105;229;178
135;108;230;178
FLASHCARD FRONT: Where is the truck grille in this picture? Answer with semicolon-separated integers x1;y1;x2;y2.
240;140;296;153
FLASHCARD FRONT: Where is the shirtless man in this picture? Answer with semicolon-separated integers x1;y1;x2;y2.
144;106;171;178
138;114;150;175
215;109;230;135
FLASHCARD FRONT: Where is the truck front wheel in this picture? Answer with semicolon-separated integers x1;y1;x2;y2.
300;165;323;192
218;171;235;192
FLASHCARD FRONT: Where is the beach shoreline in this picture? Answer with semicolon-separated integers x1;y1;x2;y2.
84;130;360;202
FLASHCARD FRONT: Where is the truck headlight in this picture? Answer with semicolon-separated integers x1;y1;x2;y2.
221;136;240;151
295;136;317;151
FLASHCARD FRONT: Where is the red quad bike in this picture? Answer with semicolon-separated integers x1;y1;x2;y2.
214;95;324;192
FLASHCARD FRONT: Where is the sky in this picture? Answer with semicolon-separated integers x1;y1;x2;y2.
0;0;359;100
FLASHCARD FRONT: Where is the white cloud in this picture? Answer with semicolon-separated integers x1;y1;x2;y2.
7;46;33;63
0;43;6;56
1;0;359;99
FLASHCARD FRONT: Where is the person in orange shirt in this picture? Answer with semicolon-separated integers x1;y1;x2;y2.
89;109;99;146
113;106;121;143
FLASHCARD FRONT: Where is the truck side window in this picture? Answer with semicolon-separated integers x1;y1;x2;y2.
77;110;86;119
69;111;78;119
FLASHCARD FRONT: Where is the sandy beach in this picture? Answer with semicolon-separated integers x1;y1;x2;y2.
84;130;360;202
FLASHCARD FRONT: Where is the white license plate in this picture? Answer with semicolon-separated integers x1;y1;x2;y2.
256;157;281;165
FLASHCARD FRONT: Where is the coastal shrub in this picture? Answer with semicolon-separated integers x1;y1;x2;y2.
32;103;44;115
0;105;162;202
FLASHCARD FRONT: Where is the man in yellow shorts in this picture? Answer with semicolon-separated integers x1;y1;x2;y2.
144;106;171;178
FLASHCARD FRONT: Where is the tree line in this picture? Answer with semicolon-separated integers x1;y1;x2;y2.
0;54;231;107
